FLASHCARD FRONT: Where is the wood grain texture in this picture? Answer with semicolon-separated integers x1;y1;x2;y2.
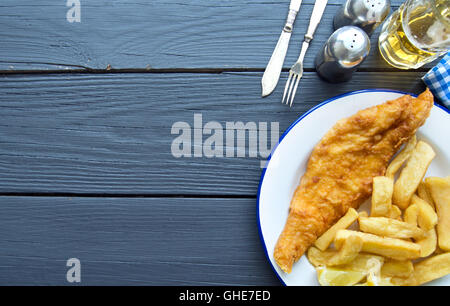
0;72;428;195
0;196;278;285
0;0;437;287
0;0;439;71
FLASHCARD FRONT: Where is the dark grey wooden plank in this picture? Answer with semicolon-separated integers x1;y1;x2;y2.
0;0;438;71
0;196;278;285
0;72;428;195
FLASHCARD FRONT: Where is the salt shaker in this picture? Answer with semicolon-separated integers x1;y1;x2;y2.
333;0;391;36
315;26;370;83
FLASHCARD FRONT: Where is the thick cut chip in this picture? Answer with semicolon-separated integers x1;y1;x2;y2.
405;253;450;286
426;177;450;251
393;141;435;209
411;195;438;231
371;176;394;217
314;208;359;251
381;260;414;278
385;135;417;179
328;236;363;266
404;204;419;225
334;230;421;260
359;211;369;218
417;229;437;257
388;205;402;220
308;236;363;267
404;203;437;257
418;182;435;209
307;247;335;267
338;254;385;273
307;247;381;270
359;216;426;240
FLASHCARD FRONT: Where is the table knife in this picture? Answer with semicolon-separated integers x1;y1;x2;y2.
262;0;303;98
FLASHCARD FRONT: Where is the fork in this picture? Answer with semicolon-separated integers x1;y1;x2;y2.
282;0;328;107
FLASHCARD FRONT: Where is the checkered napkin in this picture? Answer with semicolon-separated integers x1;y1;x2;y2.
422;52;450;108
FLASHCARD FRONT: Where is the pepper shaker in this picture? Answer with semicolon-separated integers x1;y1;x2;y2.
315;26;370;83
333;0;391;36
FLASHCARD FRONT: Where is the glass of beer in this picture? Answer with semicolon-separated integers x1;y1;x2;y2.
378;0;450;69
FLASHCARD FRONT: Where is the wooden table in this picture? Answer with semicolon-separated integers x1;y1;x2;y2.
0;0;439;285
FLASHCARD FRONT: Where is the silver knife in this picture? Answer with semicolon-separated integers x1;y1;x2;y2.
262;0;303;98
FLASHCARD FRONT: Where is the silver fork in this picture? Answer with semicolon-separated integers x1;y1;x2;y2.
282;0;328;107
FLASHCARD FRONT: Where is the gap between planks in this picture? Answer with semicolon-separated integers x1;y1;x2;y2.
0;67;431;75
0;192;257;199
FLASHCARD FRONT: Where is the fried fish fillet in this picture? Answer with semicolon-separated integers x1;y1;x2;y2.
274;89;434;273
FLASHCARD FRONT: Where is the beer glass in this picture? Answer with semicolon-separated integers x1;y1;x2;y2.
378;0;450;69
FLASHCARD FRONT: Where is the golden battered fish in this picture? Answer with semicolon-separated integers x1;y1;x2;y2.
274;89;434;273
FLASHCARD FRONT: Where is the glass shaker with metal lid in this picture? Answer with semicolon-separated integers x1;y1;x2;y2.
334;0;391;36
315;26;371;83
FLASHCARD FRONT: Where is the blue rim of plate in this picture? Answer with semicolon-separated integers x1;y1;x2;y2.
256;89;450;286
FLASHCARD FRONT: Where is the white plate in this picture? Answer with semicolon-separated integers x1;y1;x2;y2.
257;89;450;286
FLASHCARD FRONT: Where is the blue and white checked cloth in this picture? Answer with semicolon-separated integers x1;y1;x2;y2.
422;52;450;108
